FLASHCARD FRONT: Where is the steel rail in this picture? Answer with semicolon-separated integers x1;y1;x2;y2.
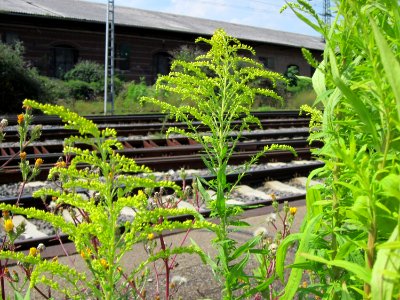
3;111;306;126
3;118;310;143
0;144;317;184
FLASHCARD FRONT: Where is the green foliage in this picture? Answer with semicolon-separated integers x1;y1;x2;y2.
0;42;51;112
65;79;101;101
281;0;400;299
64;60;104;83
116;78;156;108
284;65;300;87
143;29;291;299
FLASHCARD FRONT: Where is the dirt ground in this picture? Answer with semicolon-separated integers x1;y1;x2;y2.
7;201;306;300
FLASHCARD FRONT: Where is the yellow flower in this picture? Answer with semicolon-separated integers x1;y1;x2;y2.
100;258;108;269
17;114;24;124
29;247;37;256
4;219;14;233
55;161;66;168
80;248;91;259
290;207;297;216
34;158;43;168
302;281;308;288
22;104;32;110
147;233;155;240
19;152;27;161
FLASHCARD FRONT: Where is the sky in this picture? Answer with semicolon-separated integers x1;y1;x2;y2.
85;0;323;37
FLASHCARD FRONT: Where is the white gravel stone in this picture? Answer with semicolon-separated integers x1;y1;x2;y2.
12;215;48;239
234;185;272;201
264;181;305;194
290;177;321;187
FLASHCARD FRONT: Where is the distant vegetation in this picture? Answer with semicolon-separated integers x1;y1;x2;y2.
0;41;314;115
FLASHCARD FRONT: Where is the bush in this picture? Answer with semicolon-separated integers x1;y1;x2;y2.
0;42;48;112
64;60;103;83
65;80;101;101
39;76;70;103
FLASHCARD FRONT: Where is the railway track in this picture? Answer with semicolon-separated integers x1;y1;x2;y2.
0;111;319;255
0;130;318;183
3;110;306;126
2;111;310;143
2;160;323;251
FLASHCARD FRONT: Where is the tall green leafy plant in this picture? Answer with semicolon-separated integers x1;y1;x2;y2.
278;1;400;299
143;29;293;299
0;100;212;299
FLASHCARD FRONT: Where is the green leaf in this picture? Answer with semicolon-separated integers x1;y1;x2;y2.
230;235;261;261
276;233;302;281
238;276;275;299
371;226;400;300
380;174;400;200
370;19;400;119
328;48;379;148
279;215;322;300
312;61;326;98
300;253;371;283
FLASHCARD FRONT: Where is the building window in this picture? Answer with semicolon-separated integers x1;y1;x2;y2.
153;51;172;81
116;43;131;71
259;56;275;70
2;32;19;45
52;45;78;78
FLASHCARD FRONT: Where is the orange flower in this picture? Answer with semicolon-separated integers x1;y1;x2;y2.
19;152;27;161
17;114;24;125
4;219;14;233
290;207;297;216
2;210;10;218
29;247;37;257
34;158;43;168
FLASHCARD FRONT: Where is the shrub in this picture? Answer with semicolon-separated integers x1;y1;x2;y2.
0;42;47;112
64;60;103;83
65;80;100;101
39;76;70;103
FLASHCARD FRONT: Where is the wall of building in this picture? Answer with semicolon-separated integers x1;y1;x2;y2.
0;14;321;84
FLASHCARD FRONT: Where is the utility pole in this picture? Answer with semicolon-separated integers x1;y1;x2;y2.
323;0;331;26
104;0;115;115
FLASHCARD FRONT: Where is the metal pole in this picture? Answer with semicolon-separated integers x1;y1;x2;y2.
103;0;109;115
110;0;115;114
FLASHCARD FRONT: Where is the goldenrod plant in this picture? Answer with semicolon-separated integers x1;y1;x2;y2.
143;29;294;299
0;100;213;299
278;0;400;299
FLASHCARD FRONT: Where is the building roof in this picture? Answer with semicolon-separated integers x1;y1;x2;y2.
0;0;325;50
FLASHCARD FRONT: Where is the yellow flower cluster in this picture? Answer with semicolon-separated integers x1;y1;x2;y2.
290;207;297;216
29;247;37;257
4;219;14;233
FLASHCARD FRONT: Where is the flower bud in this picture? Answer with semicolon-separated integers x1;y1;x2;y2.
4;219;14;233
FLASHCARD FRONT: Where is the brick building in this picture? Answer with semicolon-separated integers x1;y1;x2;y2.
0;0;324;83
